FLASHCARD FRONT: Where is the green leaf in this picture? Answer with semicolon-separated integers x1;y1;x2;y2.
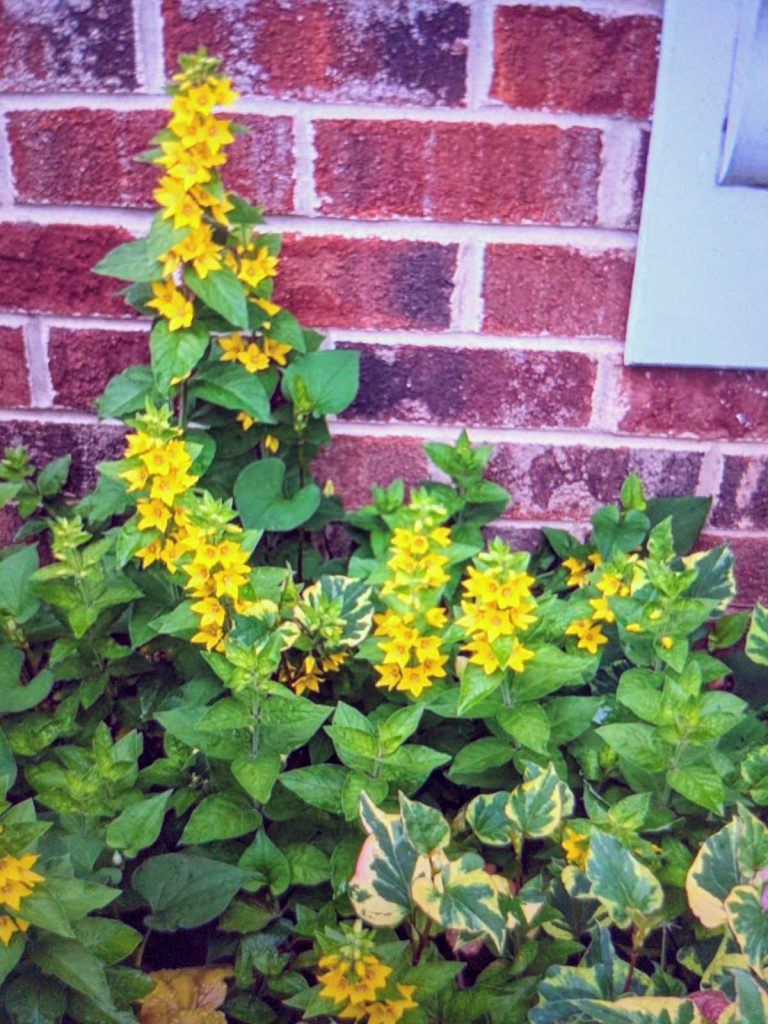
284;843;331;886
377;705;423;755
93;237;161;283
621;473;647;512
0;932;23;986
447;737;514;783
377;744;449;794
73;918;142;966
30;937;113;1007
0;663;54;714
0;545;39;621
730;970;768;1023
597;723;670;773
497;703;551;753
132;853;247;930
239;830;291;896
282;350;359;416
513;645;597;703
150;319;209;393
547;697;603;745
585;831;663;930
4;974;67;1024
105;789;172;858
684;545;737;613
412;852;506;953
267;308;306;353
341;773;388;822
234;459;321;532
457;662;504;715
18;888;74;937
185;265;249;328
591;505;650;560
232;752;282;804
42;876;118;919
37;455;71;498
96;365;156;419
747;604;768;666
279;764;346;814
708;610;750;651
189;362;275;423
259;692;331;753
180;792;262;844
646;495;712;555
667;761;724;815
398;793;450;855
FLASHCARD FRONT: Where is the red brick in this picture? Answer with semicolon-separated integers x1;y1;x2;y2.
314;121;601;226
275;236;456;330
163;0;469;106
618;366;768;441
0;327;30;408
313;434;429;509
49;328;150;412
9;110;295;214
483;245;634;339
340;344;596;428
0;0;137;93
488;443;703;521
491;6;660;118
0;421;125;493
711;456;768;531
698;534;768;608
0;507;21;547
0;223;137;318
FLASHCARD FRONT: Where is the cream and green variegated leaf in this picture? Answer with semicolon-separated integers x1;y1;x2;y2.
411;851;506;954
725;884;768;971
687;808;768;929
466;791;514;847
506;763;571;841
348;792;417;927
293;575;374;649
746;604;768;666
720;971;768;1024
398;793;450;855
683;545;737;613
741;746;768;805
584;831;663;934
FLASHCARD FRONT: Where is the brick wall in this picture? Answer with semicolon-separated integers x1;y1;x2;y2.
1;0;767;603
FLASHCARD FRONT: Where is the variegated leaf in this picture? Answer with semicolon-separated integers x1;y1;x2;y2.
411;852;506;953
746;604;768;666
506;763;567;840
725;884;768;971
348;792;417;927
293;575;374;648
585;831;663;932
466;791;514;847
720;970;768;1024
683;546;737;613
687;807;768;929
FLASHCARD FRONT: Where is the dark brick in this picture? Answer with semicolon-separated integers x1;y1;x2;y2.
711;456;768;531
618;366;768;441
49;328;150;411
340;344;596;428
483;245;634;339
0;0;138;93
163;0;469;106
314;121;601;225
0;223;138;318
488;443;703;521
0;327;30;407
313;434;429;508
0;421;125;493
276;236;456;330
491;6;660;118
699;534;768;608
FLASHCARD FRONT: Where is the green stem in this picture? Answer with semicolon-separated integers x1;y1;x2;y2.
177;380;189;429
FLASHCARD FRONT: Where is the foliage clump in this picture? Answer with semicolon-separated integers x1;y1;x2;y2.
0;49;768;1024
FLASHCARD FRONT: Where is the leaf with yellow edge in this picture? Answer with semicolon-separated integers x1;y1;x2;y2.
725;884;768;971
411;851;506;954
720;970;768;1024
584;831;663;933
348;792;418;927
506;762;570;841
137;966;233;1024
686;807;768;929
589;997;704;1023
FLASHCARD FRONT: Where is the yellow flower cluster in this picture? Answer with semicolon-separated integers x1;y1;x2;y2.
120;418;253;653
561;826;590;871
457;563;537;676
219;325;291;376
318;952;417;1024
0;853;44;945
374;608;448;699
562;556;632;655
279;651;348;697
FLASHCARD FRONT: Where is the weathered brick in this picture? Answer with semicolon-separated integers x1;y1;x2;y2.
0;0;137;93
341;344;596;428
313;434;429;509
491;6;660;118
629;129;651;230
49;328;150;411
488;443;703;521
0;327;30;408
483;245;634;338
0;223;137;318
314;121;601;225
618;366;768;441
0;421;125;493
9;110;295;213
0;507;20;548
698;533;768;608
275;236;456;330
163;0;469;106
711;456;768;531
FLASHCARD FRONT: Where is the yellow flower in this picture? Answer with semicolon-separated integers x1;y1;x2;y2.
506;638;535;673
0;915;28;947
219;332;246;361
213;567;249;601
119;464;150;493
191;597;227;629
146;280;195;332
137;500;173;533
252;296;281;318
588;596;615;623
237;344;270;374
660;635;674;650
238;248;279;289
136;539;164;568
124;431;158;458
425;606;447;628
626;622;644;634
562;556;589;588
262;336;292;366
264;434;280;453
596;573;622;597
150;470;198;506
565;618;608;655
191;622;225;651
154;176;203;230
562;827;590;871
237;412;255;430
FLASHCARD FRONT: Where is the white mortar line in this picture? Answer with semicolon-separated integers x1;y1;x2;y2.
0;204;638;248
696;444;725;499
22;319;54;408
0;408;114;425
597;122;644;229
292;114;318;216
700;525;768;540
331;328;623;353
328;420;768;457
449;242;485;331
0;93;651;132
587;353;620;433
466;0;496;109
15;315;149;332
489;515;590;532
0;112;16;206
495;0;663;14
133;0;166;94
